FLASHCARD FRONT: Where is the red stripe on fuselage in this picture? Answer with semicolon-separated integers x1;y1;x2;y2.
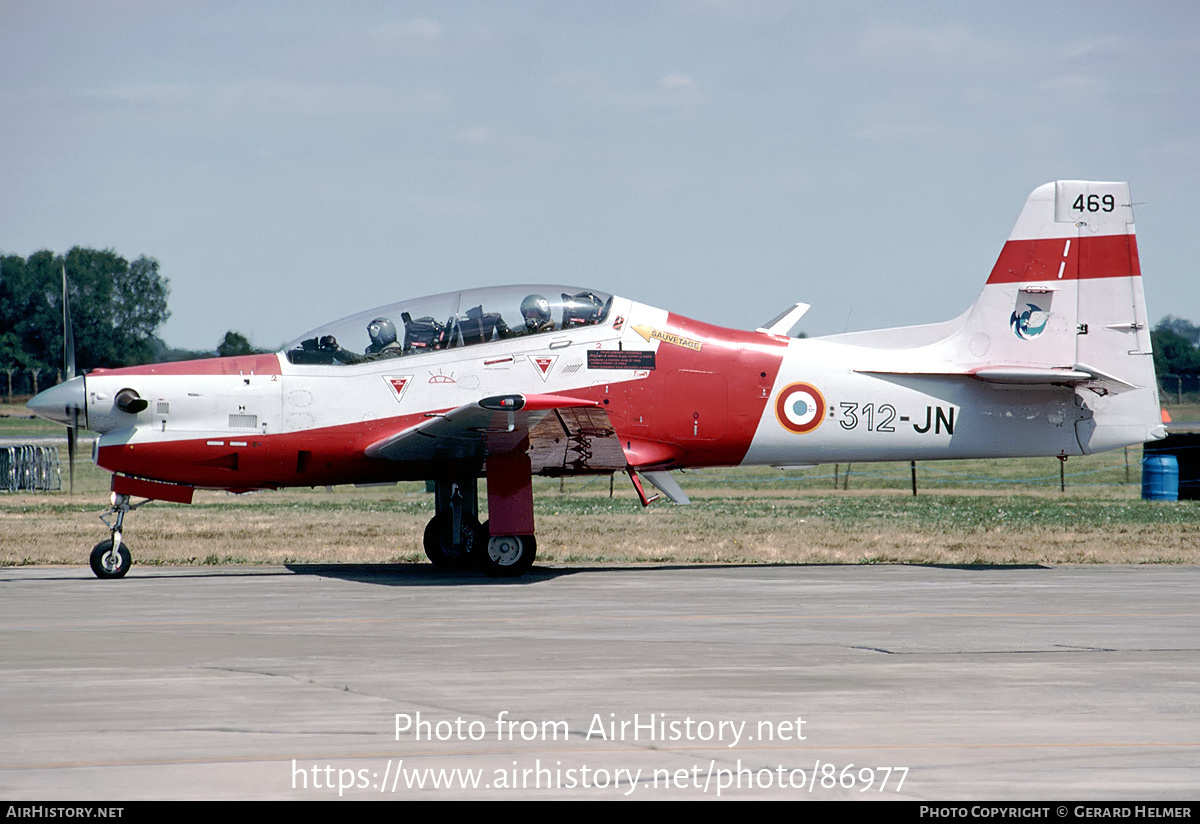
987;234;1140;284
90;353;282;377
97;413;433;489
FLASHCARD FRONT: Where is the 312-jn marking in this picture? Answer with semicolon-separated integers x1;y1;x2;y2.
839;403;955;435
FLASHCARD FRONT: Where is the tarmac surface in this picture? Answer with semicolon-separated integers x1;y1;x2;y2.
1;562;1197;800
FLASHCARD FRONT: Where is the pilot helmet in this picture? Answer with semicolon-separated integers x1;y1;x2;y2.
367;317;398;348
520;294;552;330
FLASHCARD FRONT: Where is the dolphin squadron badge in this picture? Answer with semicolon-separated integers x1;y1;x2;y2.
1010;303;1049;340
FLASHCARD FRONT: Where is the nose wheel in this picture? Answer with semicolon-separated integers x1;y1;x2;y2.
89;539;132;579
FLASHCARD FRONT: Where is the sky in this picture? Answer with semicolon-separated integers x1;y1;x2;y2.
2;1;1198;352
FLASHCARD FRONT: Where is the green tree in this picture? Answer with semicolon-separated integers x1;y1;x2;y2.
1155;316;1200;346
1152;317;1200;379
112;255;171;363
0;247;171;374
217;331;261;357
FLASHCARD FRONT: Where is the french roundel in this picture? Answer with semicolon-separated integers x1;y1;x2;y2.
774;382;826;434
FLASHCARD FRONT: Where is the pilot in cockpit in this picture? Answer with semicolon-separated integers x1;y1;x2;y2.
321;316;404;364
364;317;403;358
520;294;556;334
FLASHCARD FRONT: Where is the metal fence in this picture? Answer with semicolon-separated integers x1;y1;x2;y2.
1159;374;1200;404
0;445;61;492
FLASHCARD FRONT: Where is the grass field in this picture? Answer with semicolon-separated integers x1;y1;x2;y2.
3;400;1197;568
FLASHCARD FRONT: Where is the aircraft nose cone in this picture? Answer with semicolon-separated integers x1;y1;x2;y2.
27;376;86;427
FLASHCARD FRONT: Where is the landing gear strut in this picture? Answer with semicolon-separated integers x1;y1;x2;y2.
423;477;480;569
91;492;149;579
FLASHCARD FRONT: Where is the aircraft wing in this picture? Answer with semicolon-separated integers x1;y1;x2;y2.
364;394;627;473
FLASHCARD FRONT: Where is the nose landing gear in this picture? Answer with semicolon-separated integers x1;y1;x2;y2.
90;492;149;579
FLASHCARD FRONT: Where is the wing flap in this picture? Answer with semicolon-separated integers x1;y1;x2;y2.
365;393;624;472
528;406;626;473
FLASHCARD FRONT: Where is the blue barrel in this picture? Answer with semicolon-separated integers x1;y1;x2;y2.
1142;454;1179;501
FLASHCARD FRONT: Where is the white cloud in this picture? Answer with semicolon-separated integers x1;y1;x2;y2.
324;17;454;63
409;194;487;220
189;79;449;122
856;19;995;68
372;18;446;44
1037;73;1106;104
1065;35;1128;61
556;71;704;113
90;82;192;107
852;120;939;143
670;0;791;22
457;127;490;145
661;73;695;89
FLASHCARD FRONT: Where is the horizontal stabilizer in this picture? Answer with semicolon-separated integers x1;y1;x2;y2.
757;303;810;336
857;362;1140;394
970;367;1094;384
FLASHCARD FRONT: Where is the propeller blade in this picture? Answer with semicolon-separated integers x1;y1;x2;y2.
62;264;75;380
62;263;77;495
67;409;77;496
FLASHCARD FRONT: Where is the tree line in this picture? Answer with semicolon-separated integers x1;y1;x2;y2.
1;248;170;391
0;247;269;397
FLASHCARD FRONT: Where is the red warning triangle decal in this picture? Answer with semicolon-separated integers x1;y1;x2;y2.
528;355;557;381
384;375;413;402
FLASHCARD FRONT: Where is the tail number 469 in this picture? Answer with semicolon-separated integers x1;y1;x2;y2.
1072;193;1115;213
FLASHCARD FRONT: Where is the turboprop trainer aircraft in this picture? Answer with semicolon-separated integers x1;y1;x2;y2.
28;181;1164;578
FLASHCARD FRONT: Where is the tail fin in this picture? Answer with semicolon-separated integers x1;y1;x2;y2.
962;181;1163;450
819;182;1162;451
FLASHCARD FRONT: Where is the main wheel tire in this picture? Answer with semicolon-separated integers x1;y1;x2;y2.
476;521;536;577
423;513;478;569
89;539;131;579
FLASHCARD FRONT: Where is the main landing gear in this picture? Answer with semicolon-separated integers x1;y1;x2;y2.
423;478;480;570
424;458;537;577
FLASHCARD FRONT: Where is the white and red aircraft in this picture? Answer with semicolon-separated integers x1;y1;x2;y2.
29;181;1164;578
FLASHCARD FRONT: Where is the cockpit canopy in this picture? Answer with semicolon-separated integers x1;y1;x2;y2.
285;284;613;365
